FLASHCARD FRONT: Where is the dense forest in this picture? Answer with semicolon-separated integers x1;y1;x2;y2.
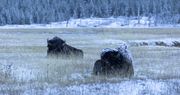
0;0;179;25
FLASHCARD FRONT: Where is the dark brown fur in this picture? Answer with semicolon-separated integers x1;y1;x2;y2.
47;36;83;58
93;48;134;77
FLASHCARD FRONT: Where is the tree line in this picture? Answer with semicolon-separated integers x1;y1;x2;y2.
0;0;179;25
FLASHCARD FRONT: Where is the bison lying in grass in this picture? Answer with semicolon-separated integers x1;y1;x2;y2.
93;44;134;77
47;36;83;58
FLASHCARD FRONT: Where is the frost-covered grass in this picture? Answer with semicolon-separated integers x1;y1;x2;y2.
0;28;179;95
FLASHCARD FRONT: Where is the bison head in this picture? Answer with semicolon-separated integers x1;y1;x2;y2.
47;36;65;51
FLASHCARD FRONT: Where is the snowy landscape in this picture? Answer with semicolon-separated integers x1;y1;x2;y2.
0;28;179;95
0;0;180;95
0;17;180;29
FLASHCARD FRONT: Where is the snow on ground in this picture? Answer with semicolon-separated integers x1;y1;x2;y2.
21;79;180;95
94;38;180;48
61;79;180;95
128;38;180;47
0;16;180;29
1;79;178;95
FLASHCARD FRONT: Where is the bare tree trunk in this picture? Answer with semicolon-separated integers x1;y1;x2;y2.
66;20;69;27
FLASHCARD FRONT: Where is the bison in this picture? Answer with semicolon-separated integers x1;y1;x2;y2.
47;36;83;58
93;44;134;77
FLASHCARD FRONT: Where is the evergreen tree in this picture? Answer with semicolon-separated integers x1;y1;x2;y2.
0;0;179;25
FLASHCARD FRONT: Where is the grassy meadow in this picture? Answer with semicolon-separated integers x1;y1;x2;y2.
0;28;179;94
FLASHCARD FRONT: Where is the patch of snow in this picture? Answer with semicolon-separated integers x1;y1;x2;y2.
101;42;128;54
128;38;180;47
116;44;133;63
96;39;126;45
0;16;179;28
69;73;85;80
140;17;149;25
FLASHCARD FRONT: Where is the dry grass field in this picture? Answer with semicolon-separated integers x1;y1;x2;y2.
0;28;179;95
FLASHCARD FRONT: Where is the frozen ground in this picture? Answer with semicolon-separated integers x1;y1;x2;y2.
0;28;179;95
0;17;180;29
0;79;179;95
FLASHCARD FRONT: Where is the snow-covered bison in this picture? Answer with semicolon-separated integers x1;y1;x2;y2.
93;44;134;77
47;36;83;58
